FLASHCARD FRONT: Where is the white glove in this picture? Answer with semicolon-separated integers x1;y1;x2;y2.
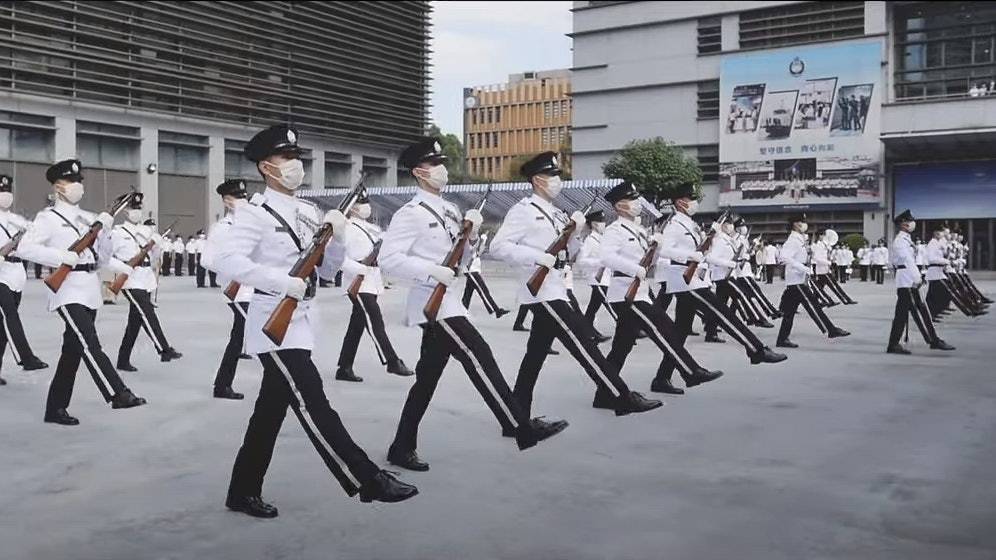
96;212;113;230
429;265;456;286
634;266;647;280
710;221;722;233
324;209;348;241
284;276;307;301
152;234;165;247
535;252;557;269
464;209;483;233
652;232;666;246
60;251;79;267
688;251;704;263
570;211;586;230
117;264;135;276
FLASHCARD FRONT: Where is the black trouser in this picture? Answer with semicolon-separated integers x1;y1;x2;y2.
873;265;885;284
337;293;399;369
161;253;172;276
334;270;343;288
118;288;172;364
461;272;502;315
859;264;869;281
888;287;939;347
654;283;674;313
765;264;776;284
926;279;950;318
188;254;196;276
174;254;184;276
941;278;977;316
392;316;531;453
0;284;43;367
740;276;779;317
214;302;248;389
514;300;630;416
607;299;704;384
708;279;761;330
209;270;219;288
583;285;617;325
34;262;43;279
777;283;839;341
513;304;530;329
815;274;855;304
196;255;206;287
228;349;380;498
48;304;129;413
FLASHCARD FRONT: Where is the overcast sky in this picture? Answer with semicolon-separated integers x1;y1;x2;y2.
429;1;573;137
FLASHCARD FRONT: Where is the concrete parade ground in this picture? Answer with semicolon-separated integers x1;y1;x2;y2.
1;272;995;560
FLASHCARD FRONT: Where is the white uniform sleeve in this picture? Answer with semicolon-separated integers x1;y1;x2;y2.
379;206;438;283
576;236;602;275
15;213;64;268
778;239;810;275
490;205;548;267
213;206;292;294
339;226;368;277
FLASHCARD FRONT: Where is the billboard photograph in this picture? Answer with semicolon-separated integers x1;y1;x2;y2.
719;41;882;209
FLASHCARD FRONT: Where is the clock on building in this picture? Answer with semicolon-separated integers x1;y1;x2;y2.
464;96;478;109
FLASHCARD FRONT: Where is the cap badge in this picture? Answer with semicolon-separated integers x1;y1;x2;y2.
287;130;296;143
71;162;79;173
433;141;441;153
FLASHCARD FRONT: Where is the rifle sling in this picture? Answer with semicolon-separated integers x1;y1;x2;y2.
50;209;99;261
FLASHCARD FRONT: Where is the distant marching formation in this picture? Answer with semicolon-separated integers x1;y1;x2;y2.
0;127;990;519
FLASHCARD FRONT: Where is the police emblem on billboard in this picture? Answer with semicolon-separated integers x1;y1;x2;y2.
789;57;805;76
287;130;296;144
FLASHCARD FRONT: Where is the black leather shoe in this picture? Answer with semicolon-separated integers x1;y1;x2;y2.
111;389;147;409
387;447;429;472
495;308;510;319
685;368;724;388
116;361;138;372
930;339;956;351
825;301;839;308
771;311;784;319
503;417;569;437
335;367;363;382
844;300;858;305
512;325;529;332
886;344;911;355
592;390;615;410
615;391;663;415
704;334;726;343
21;358;49;371
547;348;559;355
214;386;244;400
593;333;612;344
828;328;850;339
386;359;414;377
160;348;183;362
359;470;419;503
755;320;775;329
776;339;798;348
650;377;684;395
688;330;700;337
226;494;278;518
238;353;253;360
750;346;788;364
44;408;79;425
635;330;649;339
0;375;6;385
516;416;567;450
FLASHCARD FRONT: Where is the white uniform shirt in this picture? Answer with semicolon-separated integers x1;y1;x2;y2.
915;243;928;267
658;211;711;294
706;231;738;282
733;235;754;279
379;189;474;326
872;246;889;266
812;241;832;275
600;216;652;303
17;200;126;311
339;218;384;296
924;238;949;282
110;222;159;291
490;194;581;305
577;231;610;286
764;244;778;265
0;210;30;292
213;188;327;353
172;239;186;255
858;247;871;265
204;213;254;303
777;231;811;286
835;248;853;267
891;231;921;288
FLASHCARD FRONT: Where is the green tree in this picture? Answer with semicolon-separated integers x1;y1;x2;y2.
558;132;573;180
426;124;468;181
507;154;533;181
841;233;868;254
601;137;702;205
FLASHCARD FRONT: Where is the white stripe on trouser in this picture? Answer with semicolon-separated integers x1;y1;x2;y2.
826;276;849;301
597;286;618;320
629;304;694;377
727;281;760;323
795;286;828;334
467;274;496;314
56;306;111;395
748;278;777;314
540;302;620;397
910;288;936;335
0;299;22;364
941;279;971;313
689;290;759;353
354;295;386;364
230;302;247;319
123;290;164;353
267;352;361;489
436;319;519;428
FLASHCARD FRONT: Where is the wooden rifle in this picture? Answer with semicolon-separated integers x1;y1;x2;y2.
624;205;670;302
45;190;137;293
262;174;368;345
423;187;491;322
682;209;730;284
0;228;26;258
525;189;598;296
347;238;382;298
724;228;754;281
109;219;177;295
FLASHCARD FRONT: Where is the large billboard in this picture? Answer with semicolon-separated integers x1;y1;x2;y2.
719;41;882;209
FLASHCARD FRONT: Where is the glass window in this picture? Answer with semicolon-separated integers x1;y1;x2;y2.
974;37;993;64
945;39;973;66
10;128;53;162
495;107;501;123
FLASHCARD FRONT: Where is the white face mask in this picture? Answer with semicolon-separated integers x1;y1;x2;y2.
60;182;85;204
539;175;563;199
722;223;734;235
592;222;606;235
127;209;142;223
417;164;449;191
685;199;699;216
353;203;372;220
265;159;305;190
0;192;12;210
906;221;916;232
619;198;642;218
736;225;748;235
798;223;809;233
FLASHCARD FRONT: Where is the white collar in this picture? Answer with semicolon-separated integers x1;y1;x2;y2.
53;200;78;214
672;211;697;228
527;193;557;214
263;187;297;205
414;188;445;208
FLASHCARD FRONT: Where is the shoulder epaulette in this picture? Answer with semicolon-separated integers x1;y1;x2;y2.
250;193;266;206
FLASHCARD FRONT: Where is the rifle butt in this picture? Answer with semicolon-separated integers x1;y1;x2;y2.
625;278;641;303
262;297;298;345
45;265;72;293
422;284;447;322
223;281;240;302
109;274;127;295
682;263;699;284
346;276;363;298
526;267;549;297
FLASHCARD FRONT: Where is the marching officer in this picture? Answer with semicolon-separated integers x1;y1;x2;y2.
202;179;254;400
17;159;146;425
490;152;661;420
0;175;49;385
577;210;618;334
703;213;770;335
460;232;509;317
812;230;857;305
334;191;413;382
113;193;182;371
599;182;724;396
380;137;564;472
730;216;778;327
887;210;955;354
215;125;417;518
775;214;850;348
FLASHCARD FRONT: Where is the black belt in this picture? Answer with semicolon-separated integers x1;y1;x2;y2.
669;260;692;266
71;264;96;272
255;287;316;301
928;264;944;268
896;265;907;269
612;271;632;278
4;256;21;263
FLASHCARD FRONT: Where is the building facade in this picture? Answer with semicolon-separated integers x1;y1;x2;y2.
463;69;572;181
572;0;996;269
0;1;430;236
